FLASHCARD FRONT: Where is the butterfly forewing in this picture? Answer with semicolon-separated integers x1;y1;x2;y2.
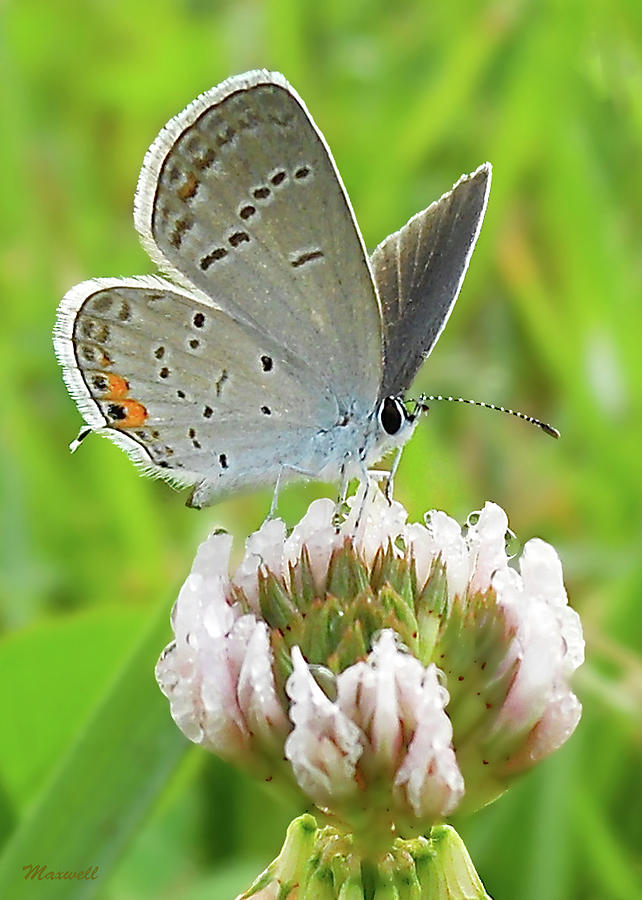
135;70;383;412
55;277;338;500
370;163;491;399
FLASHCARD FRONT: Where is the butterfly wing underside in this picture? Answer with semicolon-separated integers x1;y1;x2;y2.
370;163;491;400
54;277;341;504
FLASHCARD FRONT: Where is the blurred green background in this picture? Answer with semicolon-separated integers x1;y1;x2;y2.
1;0;641;897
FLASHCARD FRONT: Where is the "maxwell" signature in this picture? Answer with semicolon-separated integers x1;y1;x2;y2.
22;864;100;881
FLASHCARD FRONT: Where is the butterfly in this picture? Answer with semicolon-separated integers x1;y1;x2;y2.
54;70;490;508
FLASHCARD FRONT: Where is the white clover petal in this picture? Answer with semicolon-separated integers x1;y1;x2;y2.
491;537;584;746
285;647;363;807
337;630;410;766
408;511;469;596
519;538;567;606
284;498;341;587
236;621;290;746
196;614;257;752
342;484;408;565
520;539;584;671
234;518;288;609
158;592;287;761
172;532;238;643
394;661;464;818
191;529;234;583
467;502;510;593
156;644;204;743
559;606;585;673
526;692;582;763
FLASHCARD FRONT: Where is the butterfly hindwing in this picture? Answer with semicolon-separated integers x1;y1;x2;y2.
370;163;491;399
54;277;339;503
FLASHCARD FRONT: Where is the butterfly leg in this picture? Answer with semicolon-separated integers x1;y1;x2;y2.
268;469;286;519
365;469;388;484
383;446;403;502
351;464;377;532
268;463;322;520
331;462;353;530
363;449;403;503
336;462;350;504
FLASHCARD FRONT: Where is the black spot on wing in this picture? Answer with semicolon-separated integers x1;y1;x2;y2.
290;250;324;268
200;247;228;270
215;370;228;397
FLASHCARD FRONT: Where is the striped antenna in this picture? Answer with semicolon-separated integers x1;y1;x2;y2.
416;395;560;439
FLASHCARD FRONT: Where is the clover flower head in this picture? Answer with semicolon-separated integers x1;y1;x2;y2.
157;484;583;847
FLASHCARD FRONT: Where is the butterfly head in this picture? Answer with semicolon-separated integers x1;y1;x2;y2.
361;395;424;468
377;396;422;435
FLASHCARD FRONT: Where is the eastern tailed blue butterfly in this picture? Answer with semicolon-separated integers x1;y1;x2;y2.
54;70;491;508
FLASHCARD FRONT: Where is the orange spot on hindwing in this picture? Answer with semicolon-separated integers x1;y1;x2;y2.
107;399;148;428
105;373;130;399
96;372;148;428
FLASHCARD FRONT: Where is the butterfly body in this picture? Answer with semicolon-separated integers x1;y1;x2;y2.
54;71;490;507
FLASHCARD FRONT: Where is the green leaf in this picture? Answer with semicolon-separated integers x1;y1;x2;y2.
0;600;186;899
0;606;147;811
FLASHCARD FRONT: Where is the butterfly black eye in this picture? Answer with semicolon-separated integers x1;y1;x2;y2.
379;397;404;435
